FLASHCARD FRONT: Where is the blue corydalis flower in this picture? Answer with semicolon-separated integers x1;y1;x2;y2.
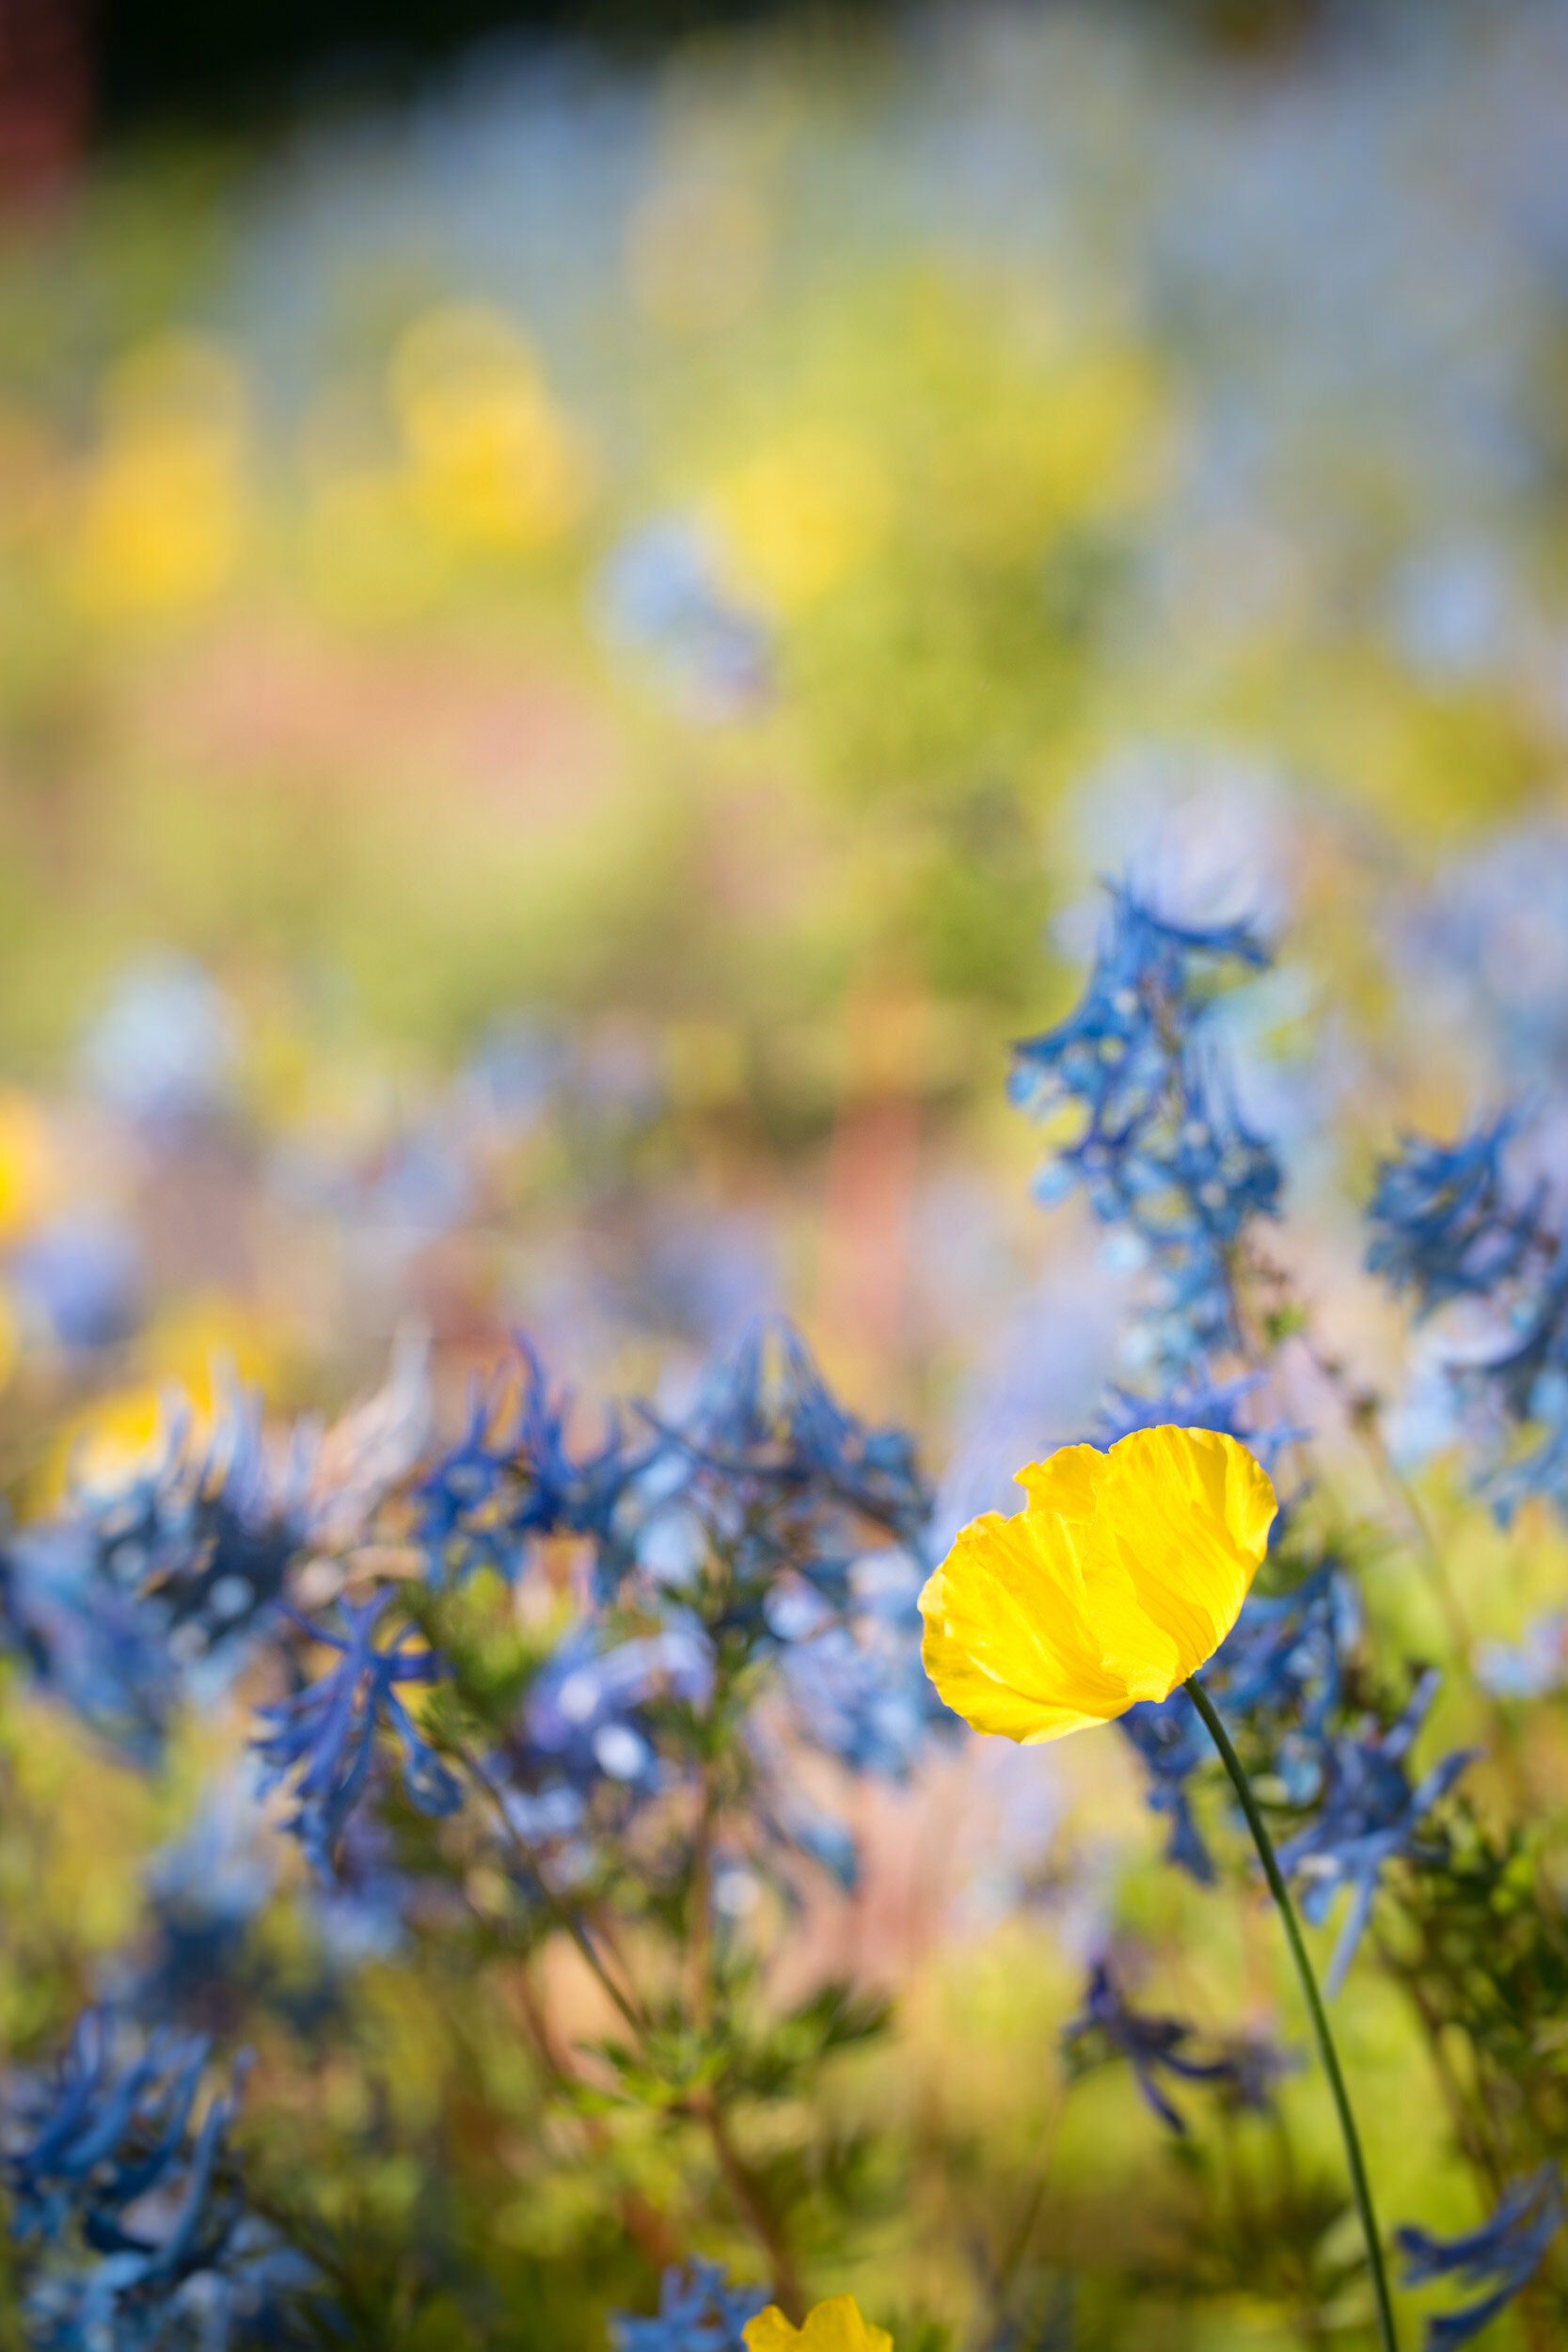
511;1623;712;1804
1275;1670;1475;1997
658;1318;932;1591
1010;884;1279;1377
1366;1117;1541;1318
1096;1367;1304;1471
417;1335;653;1588
4;2006;286;2346
1061;1961;1275;2135
610;2257;768;2352
0;1371;315;1756
1118;1690;1214;1882
1360;1116;1568;1526
0;1524;176;1761
1398;2165;1564;2347
253;1594;462;1877
778;1609;949;1782
1211;1565;1357;1804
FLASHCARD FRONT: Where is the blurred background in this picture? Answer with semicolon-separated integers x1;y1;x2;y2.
5;0;1568;2337
5;0;1567;1436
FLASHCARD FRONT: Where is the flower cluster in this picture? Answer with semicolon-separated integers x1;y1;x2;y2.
415;1335;652;1591
1009;884;1279;1381
253;1594;464;1880
3;2006;297;2348
1397;2166;1564;2347
0;1377;305;1759
1366;1112;1568;1518
1275;1671;1476;1996
610;2259;768;2352
1365;1117;1541;1318
1061;1961;1286;2135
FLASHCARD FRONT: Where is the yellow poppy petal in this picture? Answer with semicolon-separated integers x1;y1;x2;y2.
920;1425;1276;1743
919;1607;1105;1744
744;2297;894;2352
1097;1425;1277;1680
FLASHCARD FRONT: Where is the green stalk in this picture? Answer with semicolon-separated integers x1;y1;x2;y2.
1184;1674;1399;2352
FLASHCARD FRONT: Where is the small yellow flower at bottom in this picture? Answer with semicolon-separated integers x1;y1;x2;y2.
919;1425;1276;1742
743;2296;893;2352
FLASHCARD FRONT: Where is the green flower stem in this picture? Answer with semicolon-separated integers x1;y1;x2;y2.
1184;1674;1399;2352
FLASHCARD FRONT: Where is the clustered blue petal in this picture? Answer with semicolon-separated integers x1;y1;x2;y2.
5;2006;297;2348
1117;1566;1354;1883
0;1375;309;1757
1362;1111;1568;1522
1010;884;1279;1380
417;1335;654;1589
1062;1962;1285;2135
1212;1565;1357;1804
1397;2165;1564;2347
1094;1367;1303;1470
252;1593;463;1878
1366;1117;1540;1318
1117;1692;1215;1883
656;1319;933;1592
610;2257;768;2352
490;1622;714;1879
476;1324;946;1902
1274;1671;1476;1997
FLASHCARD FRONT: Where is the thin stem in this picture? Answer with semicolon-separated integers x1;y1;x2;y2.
453;1739;645;2036
695;2091;805;2320
1185;1676;1399;2352
689;1759;718;2028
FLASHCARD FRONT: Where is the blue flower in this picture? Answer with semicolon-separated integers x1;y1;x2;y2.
655;1319;932;1612
1397;2165;1564;2347
507;1622;712;1805
1061;1962;1275;2135
1095;1367;1303;1468
1010;884;1279;1377
1360;1116;1568;1525
1275;1671;1476;1997
1366;1117;1540;1318
1211;1565;1357;1803
610;2258;768;2352
596;518;771;721
417;1336;653;1589
0;1371;315;1750
5;2007;297;2348
779;1609;949;1783
252;1593;463;1878
0;1522;176;1760
1117;1691;1214;1882
9;1212;142;1351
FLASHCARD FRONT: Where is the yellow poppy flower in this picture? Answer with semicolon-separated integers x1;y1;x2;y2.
919;1425;1276;1743
744;2296;893;2352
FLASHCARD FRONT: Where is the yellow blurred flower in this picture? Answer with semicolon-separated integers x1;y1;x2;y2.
36;1296;279;1507
0;1090;53;1240
389;302;593;555
64;336;249;616
920;1427;1276;1743
745;2296;893;2352
713;427;890;612
55;1384;166;1497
